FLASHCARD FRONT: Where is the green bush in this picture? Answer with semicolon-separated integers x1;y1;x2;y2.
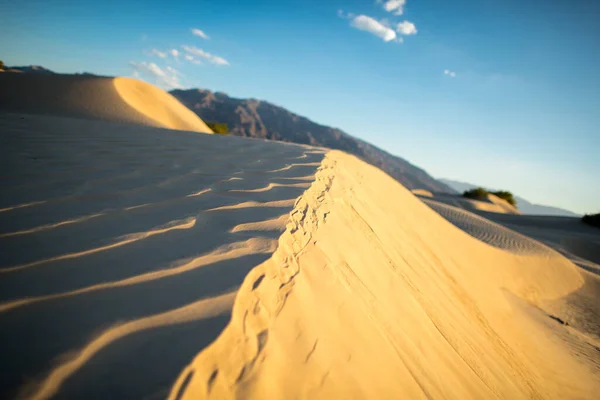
582;213;600;229
0;60;4;71
206;121;229;135
490;190;517;206
463;187;489;200
463;188;517;207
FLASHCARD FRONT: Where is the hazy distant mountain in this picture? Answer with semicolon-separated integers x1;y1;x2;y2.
3;65;55;74
171;88;455;193
2;65;455;193
2;66;101;77
440;178;580;217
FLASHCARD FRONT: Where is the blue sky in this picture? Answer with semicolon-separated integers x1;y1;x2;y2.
3;0;599;214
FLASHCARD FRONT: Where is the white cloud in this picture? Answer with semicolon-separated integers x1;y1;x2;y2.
148;49;167;59
129;61;183;89
396;21;417;35
184;54;203;65
181;45;230;66
350;15;398;42
191;28;209;39
444;69;457;78
380;0;406;16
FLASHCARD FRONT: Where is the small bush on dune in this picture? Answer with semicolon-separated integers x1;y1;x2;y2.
463;187;489;200
206;121;229;135
490;190;517;206
463;187;517;207
582;213;600;229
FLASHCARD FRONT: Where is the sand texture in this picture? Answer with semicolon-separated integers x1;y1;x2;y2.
416;191;521;215
0;112;324;399
1;92;599;399
170;152;600;399
0;74;213;133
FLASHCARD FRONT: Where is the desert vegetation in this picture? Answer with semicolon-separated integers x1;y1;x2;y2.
582;213;600;228
206;121;229;135
463;187;517;207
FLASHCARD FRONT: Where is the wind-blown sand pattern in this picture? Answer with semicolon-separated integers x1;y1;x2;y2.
0;112;324;399
2;88;600;399
421;198;553;255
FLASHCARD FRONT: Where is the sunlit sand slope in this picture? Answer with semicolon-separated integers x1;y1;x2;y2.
172;151;599;400
415;191;520;215
0;112;324;399
0;73;213;133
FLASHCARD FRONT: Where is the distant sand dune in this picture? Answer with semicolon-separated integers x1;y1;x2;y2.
0;73;213;133
414;191;521;215
422;198;553;255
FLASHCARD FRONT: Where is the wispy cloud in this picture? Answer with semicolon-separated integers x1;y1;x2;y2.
148;49;167;59
350;15;398;42
129;61;183;89
396;21;417;35
337;9;355;19
380;0;406;16
181;45;230;66
165;65;183;76
147;48;181;62
184;54;203;65
191;28;209;40
444;69;457;78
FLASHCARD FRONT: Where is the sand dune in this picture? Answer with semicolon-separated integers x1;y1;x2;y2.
415;191;521;215
171;152;599;399
0;73;213;133
1;106;599;399
422;198;553;255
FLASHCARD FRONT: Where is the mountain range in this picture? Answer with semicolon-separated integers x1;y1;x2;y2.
439;178;580;217
2;64;454;193
169;89;455;193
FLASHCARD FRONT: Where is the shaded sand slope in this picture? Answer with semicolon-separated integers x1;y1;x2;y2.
0;112;325;399
172;151;599;399
0;73;213;133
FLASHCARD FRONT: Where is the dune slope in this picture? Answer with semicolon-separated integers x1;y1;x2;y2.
0;112;323;399
172;151;599;399
0;73;213;133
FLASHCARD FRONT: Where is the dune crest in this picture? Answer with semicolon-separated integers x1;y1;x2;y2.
0;73;213;133
171;151;599;399
112;77;213;132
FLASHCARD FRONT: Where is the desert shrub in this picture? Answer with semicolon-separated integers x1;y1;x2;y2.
490;190;517;206
582;213;600;228
0;60;4;71
463;187;517;207
463;187;489;200
206;121;229;135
